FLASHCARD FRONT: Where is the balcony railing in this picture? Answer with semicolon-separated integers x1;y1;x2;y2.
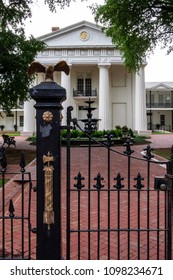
146;102;173;108
73;89;97;97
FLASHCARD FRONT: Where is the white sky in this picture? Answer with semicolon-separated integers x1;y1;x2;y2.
25;0;173;83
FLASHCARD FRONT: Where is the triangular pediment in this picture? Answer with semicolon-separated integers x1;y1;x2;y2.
146;82;173;91
37;21;113;48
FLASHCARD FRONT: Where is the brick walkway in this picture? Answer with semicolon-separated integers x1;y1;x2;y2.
0;134;173;260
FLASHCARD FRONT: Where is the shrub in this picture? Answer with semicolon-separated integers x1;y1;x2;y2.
61;129;67;138
91;130;105;138
70;130;81;138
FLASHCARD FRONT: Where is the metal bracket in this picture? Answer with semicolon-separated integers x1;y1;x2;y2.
154;176;172;191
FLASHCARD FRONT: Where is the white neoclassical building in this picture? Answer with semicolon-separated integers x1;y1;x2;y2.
0;21;147;134
146;82;173;131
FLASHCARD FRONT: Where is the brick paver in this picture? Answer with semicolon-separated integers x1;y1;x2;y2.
0;134;173;260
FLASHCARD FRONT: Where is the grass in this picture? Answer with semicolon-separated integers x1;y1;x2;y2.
153;148;172;160
0;178;9;188
0;131;20;137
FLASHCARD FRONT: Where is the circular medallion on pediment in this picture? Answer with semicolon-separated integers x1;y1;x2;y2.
80;31;90;41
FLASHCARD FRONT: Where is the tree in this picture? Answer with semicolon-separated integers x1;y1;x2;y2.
92;0;173;72
44;0;75;11
0;0;45;112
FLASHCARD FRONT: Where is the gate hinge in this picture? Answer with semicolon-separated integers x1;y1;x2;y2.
154;175;172;191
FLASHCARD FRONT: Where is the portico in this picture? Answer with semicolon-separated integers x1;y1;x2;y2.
23;21;147;134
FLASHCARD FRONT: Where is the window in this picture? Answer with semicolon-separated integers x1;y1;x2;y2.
159;94;164;105
19;116;24;127
146;93;154;106
85;78;91;95
77;74;91;96
77;78;84;92
160;115;165;126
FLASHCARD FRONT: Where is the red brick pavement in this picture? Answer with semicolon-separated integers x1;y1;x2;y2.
0;135;173;260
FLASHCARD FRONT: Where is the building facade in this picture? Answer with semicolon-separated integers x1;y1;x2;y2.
146;82;173;131
1;21;148;134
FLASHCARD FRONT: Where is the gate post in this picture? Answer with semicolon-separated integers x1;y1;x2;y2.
30;81;66;259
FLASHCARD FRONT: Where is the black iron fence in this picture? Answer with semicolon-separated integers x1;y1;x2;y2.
65;109;173;260
0;149;32;259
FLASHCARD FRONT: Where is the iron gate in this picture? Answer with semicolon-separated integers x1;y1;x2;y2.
65;107;173;260
0;149;32;259
1;79;173;260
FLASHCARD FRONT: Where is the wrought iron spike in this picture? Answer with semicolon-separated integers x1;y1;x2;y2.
93;172;104;190
113;172;124;189
67;106;73;124
104;132;113;147
123;137;134;156
71;118;78;130
9;199;15;217
143;145;154;160
134;172;144;189
20;151;26;172
74;172;85;190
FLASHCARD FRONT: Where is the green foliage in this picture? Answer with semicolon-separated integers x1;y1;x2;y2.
26;135;36;145
0;1;45;111
132;135;149;145
61;126;133;139
44;0;76;11
27;128;148;146
60;129;68;138
91;130;105;138
93;0;173;71
70;129;81;138
60;129;86;138
107;129;122;138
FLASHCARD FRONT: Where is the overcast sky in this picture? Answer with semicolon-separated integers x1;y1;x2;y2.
25;0;173;83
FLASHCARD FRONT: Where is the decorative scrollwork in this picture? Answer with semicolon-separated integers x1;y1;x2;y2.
94;173;104;190
134;172;144;189
74;172;85;190
104;132;114;147
113;172;124;189
143;145;154;161
42;111;53;123
123;137;134;156
43;152;54;230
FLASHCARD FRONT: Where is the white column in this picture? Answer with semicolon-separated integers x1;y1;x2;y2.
98;64;111;130
23;99;36;135
134;67;147;133
23;73;44;135
61;65;72;125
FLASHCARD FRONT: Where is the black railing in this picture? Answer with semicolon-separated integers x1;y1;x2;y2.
73;89;97;97
0;149;32;259
146;102;173;108
147;124;171;131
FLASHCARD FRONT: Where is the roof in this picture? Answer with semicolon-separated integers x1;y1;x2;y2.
145;82;173;90
36;20;103;41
